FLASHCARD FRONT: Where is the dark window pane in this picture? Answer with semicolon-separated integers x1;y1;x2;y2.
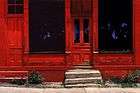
15;5;23;13
8;0;23;4
99;0;133;52
16;0;23;4
8;0;15;4
29;0;65;53
8;5;23;14
74;19;80;43
83;18;89;43
8;5;15;14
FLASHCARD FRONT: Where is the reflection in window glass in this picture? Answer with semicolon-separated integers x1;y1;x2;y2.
99;0;133;52
74;19;80;43
83;18;89;43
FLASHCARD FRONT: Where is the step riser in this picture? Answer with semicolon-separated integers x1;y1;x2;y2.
66;73;101;79
73;66;93;69
65;79;102;85
64;84;101;88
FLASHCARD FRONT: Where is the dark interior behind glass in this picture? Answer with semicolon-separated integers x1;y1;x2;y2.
29;0;65;53
99;0;133;52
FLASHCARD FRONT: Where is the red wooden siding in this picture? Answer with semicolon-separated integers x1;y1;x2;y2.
7;17;23;66
135;0;140;65
0;0;8;66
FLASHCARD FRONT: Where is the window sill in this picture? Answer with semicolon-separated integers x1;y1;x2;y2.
7;14;24;18
29;51;65;54
99;50;133;54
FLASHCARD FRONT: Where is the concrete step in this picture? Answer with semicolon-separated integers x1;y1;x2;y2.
65;77;102;84
66;73;101;79
64;83;102;88
66;69;101;73
64;69;103;88
66;69;101;79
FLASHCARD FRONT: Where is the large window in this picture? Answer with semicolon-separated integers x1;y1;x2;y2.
99;0;133;53
8;0;24;14
29;0;65;53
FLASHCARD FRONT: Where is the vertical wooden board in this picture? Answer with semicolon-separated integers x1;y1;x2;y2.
16;18;23;48
135;0;140;65
0;18;7;66
0;0;8;66
7;18;23;66
23;0;29;53
7;18;23;48
65;0;71;52
92;0;98;51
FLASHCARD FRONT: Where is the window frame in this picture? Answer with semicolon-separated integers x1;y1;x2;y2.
72;17;91;46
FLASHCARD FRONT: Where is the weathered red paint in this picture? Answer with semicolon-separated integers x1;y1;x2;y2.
0;0;140;82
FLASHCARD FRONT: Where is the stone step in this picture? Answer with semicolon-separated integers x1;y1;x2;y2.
66;69;100;73
65;77;102;85
64;83;102;88
66;73;101;79
66;69;101;79
64;69;103;88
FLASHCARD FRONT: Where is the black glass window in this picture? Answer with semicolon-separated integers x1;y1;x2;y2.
83;18;90;43
74;19;80;43
29;0;65;53
8;0;24;14
99;0;133;52
8;0;23;4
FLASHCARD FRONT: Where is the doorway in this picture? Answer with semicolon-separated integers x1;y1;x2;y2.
70;0;93;65
71;17;92;65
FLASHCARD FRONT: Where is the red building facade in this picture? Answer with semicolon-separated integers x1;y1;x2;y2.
0;0;140;82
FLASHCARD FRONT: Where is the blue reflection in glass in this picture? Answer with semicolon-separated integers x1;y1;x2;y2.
110;22;128;40
112;30;118;40
74;19;80;43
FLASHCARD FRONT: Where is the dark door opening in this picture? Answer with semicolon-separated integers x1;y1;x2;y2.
29;0;65;53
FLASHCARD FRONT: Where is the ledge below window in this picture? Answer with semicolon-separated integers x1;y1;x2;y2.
7;14;24;18
99;50;133;54
29;51;65;54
